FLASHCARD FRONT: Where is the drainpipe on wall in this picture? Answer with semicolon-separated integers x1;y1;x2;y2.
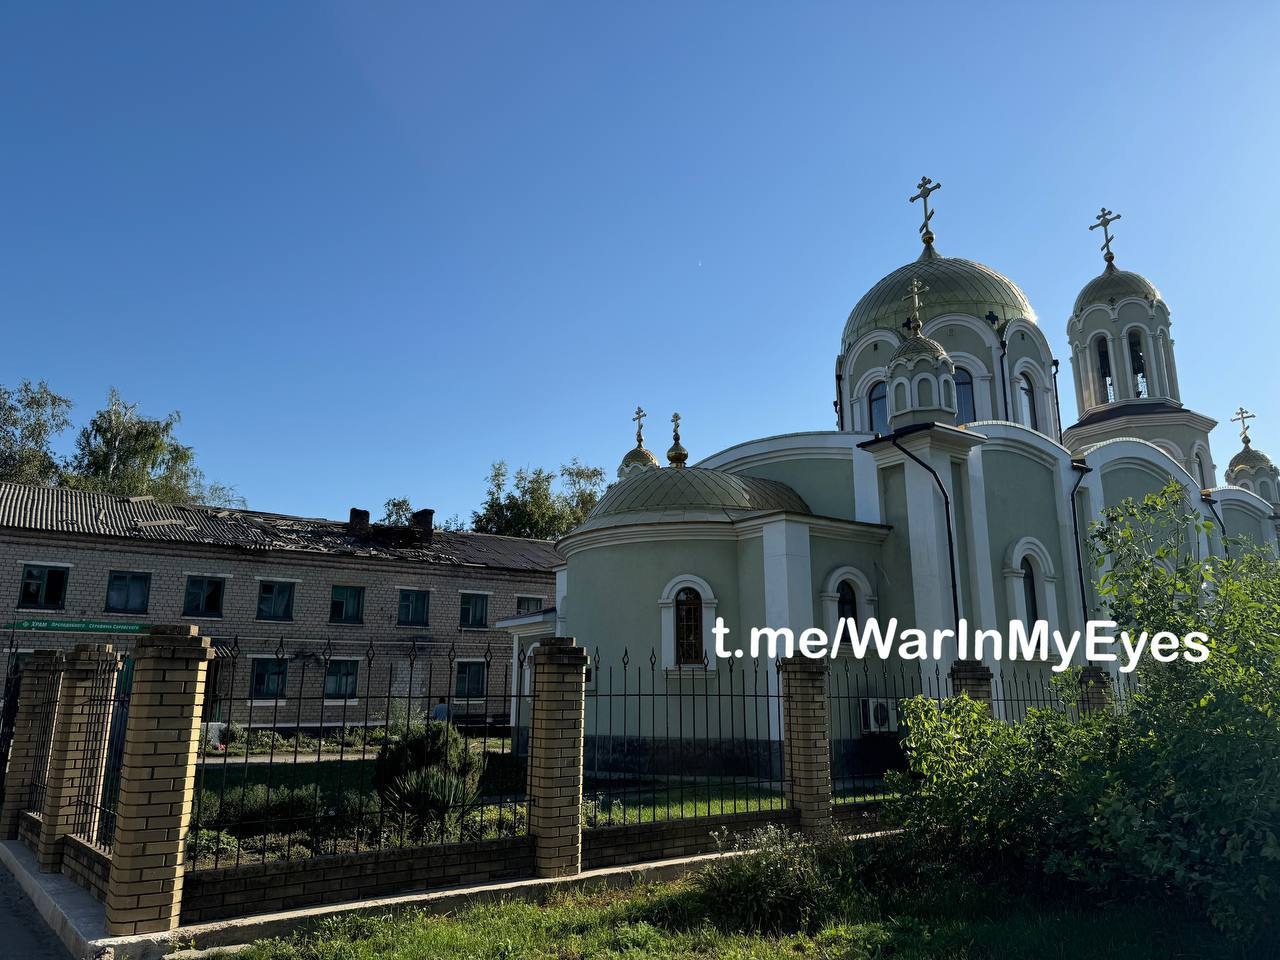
891;436;961;633
1201;492;1230;560
1051;359;1063;444
999;338;1011;421
1069;460;1093;625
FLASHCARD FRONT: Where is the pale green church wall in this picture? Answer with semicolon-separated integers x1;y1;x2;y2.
1221;503;1270;548
950;460;976;623
807;533;883;628
876;464;915;626
1100;464;1173;509
736;458;856;520
1004;329;1047;370
929;320;990;364
981;449;1068;628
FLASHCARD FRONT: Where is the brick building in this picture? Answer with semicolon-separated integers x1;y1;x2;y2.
0;482;558;728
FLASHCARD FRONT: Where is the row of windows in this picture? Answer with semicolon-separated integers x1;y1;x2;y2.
17;564;543;628
246;655;488;702
865;367;1039;434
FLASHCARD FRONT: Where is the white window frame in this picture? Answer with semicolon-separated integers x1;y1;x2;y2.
819;565;878;650
1003;537;1059;635
659;574;718;671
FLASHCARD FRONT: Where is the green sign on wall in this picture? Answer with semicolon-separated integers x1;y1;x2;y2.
2;619;149;634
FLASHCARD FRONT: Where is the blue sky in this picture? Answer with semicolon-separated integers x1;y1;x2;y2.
3;2;1277;521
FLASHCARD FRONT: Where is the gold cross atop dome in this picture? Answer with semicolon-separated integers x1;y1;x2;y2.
1232;406;1256;444
632;406;647;447
910;176;942;247
666;412;688;468
901;277;928;334
1089;207;1122;267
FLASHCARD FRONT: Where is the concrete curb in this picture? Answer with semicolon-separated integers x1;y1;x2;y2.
0;839;106;959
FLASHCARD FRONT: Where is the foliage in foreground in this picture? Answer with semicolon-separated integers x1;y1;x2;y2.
228;832;1248;960
889;482;1280;942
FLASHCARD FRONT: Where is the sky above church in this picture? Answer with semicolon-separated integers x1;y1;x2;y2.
2;2;1277;521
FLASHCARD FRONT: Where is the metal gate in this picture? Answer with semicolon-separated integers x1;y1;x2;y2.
0;639;23;798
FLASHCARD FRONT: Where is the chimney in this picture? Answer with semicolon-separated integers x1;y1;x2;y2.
411;508;435;545
348;507;370;534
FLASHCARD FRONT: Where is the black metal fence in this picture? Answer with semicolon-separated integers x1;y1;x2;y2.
581;648;787;828
0;637;22;799
22;660;60;816
828;659;1138;804
189;637;528;870
71;653;132;850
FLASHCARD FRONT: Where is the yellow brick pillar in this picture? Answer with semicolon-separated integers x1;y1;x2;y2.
527;636;587;878
0;650;63;840
37;643;119;872
105;625;212;936
778;657;832;832
949;660;993;706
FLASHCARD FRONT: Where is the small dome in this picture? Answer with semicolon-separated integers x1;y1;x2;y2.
575;467;810;534
890;332;951;368
618;445;659;479
843;249;1035;348
1227;440;1276;477
1073;264;1162;315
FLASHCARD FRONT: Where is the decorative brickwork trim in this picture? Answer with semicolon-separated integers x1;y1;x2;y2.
0;650;62;840
778;658;833;831
37;643;119;872
105;625;213;936
527;636;587;878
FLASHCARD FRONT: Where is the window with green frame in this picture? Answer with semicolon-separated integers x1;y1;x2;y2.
257;581;295;621
324;659;359;700
397;589;429;626
183;576;225;617
19;564;69;610
459;592;488;628
250;658;288;700
105;571;150;614
330;585;365;624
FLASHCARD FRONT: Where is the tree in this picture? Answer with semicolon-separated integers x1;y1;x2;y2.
380;497;414;526
65;387;244;507
0;379;72;486
470;459;606;539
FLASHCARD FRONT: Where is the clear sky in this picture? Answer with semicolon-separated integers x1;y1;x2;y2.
3;2;1278;522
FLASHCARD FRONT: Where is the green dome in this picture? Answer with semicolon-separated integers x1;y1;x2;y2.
574;467;810;534
1073;264;1162;315
890;333;950;367
842;248;1035;348
1227;440;1275;477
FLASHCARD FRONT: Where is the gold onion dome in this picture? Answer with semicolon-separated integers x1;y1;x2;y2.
1227;436;1275;475
890;329;951;367
842;251;1035;348
666;412;689;468
617;407;659;480
1073;263;1162;315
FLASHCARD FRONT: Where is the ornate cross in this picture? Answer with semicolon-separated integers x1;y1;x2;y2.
902;277;928;333
1231;406;1256;442
1089;207;1122;262
632;406;647;446
910;176;942;238
671;411;681;440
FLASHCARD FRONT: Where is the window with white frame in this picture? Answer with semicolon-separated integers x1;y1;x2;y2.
659;575;717;669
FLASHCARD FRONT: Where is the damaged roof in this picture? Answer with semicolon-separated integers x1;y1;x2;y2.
0;482;560;572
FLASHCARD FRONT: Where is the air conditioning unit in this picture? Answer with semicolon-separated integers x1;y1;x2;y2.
860;697;899;734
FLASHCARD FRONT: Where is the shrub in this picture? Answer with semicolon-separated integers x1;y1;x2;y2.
372;721;476;796
384;767;482;841
219;720;244;746
691;825;854;933
188;828;239;863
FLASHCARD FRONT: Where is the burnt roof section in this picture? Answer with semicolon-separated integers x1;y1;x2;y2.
0;482;560;572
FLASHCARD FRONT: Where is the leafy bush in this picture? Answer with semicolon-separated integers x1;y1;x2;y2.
219;720;244;746
372;720;477;795
187;828;239;863
691;825;856;933
384;767;483;841
889;483;1280;942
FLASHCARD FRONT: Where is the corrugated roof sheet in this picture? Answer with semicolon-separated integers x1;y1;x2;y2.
0;482;560;572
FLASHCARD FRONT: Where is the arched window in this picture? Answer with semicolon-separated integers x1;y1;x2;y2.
954;367;976;424
836;579;858;622
1128;331;1148;398
674;587;703;666
1096;337;1115;403
867;381;888;435
1020;557;1039;624
1260;479;1275;503
1020;373;1039;431
1195;454;1208;489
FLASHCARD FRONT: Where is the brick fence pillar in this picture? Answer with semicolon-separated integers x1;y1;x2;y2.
106;625;212;937
527;636;587;878
949;660;993;706
1078;666;1113;714
0;650;63;840
37;643;119;872
778;657;832;832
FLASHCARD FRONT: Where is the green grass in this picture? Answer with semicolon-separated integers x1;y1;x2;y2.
222;875;1252;960
582;784;784;825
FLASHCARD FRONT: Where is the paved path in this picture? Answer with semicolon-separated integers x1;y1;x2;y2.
0;866;70;960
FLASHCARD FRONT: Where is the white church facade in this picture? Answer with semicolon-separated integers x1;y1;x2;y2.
502;182;1279;759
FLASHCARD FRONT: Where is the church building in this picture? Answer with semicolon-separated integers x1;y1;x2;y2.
502;180;1279;746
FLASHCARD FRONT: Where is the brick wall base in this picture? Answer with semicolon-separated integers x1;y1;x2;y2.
60;835;111;902
18;811;41;853
179;836;534;924
582;809;794;869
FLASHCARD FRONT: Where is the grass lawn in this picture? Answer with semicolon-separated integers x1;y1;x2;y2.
223;876;1252;960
